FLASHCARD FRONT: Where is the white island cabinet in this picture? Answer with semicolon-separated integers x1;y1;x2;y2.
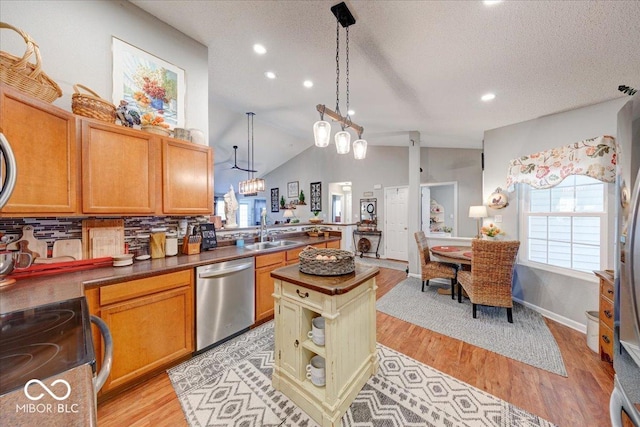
270;264;379;427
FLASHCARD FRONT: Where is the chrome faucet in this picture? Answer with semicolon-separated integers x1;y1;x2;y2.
260;208;268;242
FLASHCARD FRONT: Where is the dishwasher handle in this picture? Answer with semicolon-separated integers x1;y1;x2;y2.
91;315;113;393
198;261;254;279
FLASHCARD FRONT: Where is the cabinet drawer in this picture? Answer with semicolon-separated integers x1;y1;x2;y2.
600;279;614;302
282;281;323;311
286;247;304;261
599;295;614;329
100;270;192;305
599;322;613;363
256;251;285;268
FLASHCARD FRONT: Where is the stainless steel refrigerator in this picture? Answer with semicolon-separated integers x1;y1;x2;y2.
610;137;640;423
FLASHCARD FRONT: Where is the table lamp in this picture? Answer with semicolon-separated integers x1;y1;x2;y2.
283;209;294;223
469;205;488;239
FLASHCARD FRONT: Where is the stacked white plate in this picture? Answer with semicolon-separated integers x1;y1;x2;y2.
113;254;134;267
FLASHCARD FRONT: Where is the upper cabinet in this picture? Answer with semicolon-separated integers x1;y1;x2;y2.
0;85;80;215
162;138;213;215
81;119;158;214
1;87;213;216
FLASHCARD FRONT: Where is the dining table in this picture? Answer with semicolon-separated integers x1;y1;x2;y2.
429;245;472;295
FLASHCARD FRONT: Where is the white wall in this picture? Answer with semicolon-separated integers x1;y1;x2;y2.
0;0;208;138
483;97;629;329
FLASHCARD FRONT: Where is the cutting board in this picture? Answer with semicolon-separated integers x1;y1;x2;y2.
11;225;48;259
82;219;125;259
52;239;83;260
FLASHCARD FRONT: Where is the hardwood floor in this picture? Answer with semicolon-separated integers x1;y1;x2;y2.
97;267;615;427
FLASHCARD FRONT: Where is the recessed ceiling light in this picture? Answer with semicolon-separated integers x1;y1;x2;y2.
483;0;503;5
253;44;267;55
303;80;314;88
347;109;355;116
265;71;276;79
481;93;496;102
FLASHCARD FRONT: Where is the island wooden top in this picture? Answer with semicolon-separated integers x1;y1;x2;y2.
270;263;379;296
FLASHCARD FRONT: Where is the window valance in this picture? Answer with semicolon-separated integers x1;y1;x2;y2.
505;135;616;191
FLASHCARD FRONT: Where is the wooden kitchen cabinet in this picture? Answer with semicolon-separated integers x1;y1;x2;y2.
285;242;326;265
161;138;213;214
326;239;341;249
255;251;285;323
81;119;159;214
595;270;614;362
0;85;79;215
85;270;194;397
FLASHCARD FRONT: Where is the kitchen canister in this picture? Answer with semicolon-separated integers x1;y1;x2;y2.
173;128;191;142
165;231;178;256
150;232;166;258
189;128;206;145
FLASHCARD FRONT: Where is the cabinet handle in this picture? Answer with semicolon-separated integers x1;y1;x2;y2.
296;289;309;299
604;310;612;318
602;335;611;344
294;339;299;348
607;289;613;295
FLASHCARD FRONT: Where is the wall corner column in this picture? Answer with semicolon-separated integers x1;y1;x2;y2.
408;131;421;275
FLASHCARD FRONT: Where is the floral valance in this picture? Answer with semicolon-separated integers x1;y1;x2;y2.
505;135;616;191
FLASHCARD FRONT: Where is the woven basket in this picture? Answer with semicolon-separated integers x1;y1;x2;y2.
0;22;62;103
299;246;355;276
71;84;116;123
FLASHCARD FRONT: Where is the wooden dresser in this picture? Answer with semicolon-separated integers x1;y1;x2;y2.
595;270;615;362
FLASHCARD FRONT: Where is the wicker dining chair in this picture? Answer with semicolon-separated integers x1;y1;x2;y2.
457;239;520;323
414;231;459;298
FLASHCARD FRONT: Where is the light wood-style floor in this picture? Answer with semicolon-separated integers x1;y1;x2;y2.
97;268;616;427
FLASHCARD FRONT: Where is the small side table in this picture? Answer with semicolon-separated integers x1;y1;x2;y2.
353;230;382;258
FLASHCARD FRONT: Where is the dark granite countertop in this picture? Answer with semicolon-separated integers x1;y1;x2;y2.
0;235;341;314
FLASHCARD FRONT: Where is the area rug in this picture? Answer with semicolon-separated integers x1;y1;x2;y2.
376;277;567;376
355;256;408;272
168;322;555;427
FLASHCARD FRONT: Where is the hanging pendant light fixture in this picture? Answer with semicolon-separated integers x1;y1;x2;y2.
237;112;265;196
312;2;367;159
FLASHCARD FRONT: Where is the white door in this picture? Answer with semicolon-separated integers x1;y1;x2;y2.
384;186;409;261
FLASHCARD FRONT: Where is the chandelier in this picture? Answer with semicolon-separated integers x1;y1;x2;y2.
236;112;265;196
313;2;367;160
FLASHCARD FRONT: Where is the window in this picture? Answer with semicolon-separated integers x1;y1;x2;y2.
215;197;226;220
521;175;607;274
238;203;249;228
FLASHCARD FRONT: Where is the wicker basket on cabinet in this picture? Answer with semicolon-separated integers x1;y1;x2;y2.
71;84;116;123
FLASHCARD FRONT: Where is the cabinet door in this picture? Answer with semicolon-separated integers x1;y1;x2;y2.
256;263;283;322
99;285;193;392
276;298;300;379
0;86;79;214
81;119;158;214
326;240;341;249
162;138;213;214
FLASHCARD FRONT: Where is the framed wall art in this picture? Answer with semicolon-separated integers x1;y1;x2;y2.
310;182;322;212
287;181;299;198
112;37;186;128
271;188;280;212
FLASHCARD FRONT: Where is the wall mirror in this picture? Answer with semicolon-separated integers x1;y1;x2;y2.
360;198;377;221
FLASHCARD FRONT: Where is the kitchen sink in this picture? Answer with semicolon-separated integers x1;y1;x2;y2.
245;240;300;251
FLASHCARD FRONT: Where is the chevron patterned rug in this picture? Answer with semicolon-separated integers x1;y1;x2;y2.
168;322;555;427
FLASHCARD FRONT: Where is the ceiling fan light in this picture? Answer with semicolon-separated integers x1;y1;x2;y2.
313;120;331;147
353;138;367;159
335;131;351;154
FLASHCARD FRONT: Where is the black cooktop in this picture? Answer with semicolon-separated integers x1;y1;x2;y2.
0;297;96;396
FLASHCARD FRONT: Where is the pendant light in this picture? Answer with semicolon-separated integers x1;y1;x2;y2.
237;112;265;196
312;2;367;159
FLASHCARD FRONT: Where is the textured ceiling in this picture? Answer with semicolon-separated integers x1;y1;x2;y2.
130;0;640;194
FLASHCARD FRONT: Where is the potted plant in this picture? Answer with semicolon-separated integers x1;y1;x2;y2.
481;223;504;240
309;209;322;224
280;195;286;209
299;190;306;204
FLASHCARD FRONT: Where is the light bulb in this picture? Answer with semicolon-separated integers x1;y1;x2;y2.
335;131;351;154
353;139;367;159
313;120;331;147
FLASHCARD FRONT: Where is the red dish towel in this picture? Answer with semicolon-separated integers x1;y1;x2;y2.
463;252;473;258
432;246;457;252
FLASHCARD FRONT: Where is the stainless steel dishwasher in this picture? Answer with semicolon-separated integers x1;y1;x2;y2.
196;257;255;352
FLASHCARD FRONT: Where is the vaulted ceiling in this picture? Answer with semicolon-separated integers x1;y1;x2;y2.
130;0;640;194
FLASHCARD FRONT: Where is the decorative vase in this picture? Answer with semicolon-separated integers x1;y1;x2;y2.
482;235;496;241
151;97;164;110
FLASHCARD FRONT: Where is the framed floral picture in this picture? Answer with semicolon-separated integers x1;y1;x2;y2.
287;181;299;198
112;37;185;128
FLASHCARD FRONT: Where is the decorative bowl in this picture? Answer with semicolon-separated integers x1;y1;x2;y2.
141;125;171;137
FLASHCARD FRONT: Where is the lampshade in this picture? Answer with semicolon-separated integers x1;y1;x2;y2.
353;138;367;159
469;205;488;218
335;131;351;154
283;209;294;218
313;120;331;147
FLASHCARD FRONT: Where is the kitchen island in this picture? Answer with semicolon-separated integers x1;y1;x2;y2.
270;263;379;427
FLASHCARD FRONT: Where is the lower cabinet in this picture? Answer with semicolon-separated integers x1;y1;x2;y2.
255;252;285;323
326;239;340;249
85;270;194;396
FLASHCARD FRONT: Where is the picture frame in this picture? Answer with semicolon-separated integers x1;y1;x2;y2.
199;223;217;251
271;188;280;212
310;182;322;212
287;181;299;198
112;37;186;128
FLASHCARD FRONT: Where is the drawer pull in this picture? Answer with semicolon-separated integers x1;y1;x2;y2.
294;339;299;348
607;289;613;295
296;289;309;299
602;335;611;344
604;310;612;318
